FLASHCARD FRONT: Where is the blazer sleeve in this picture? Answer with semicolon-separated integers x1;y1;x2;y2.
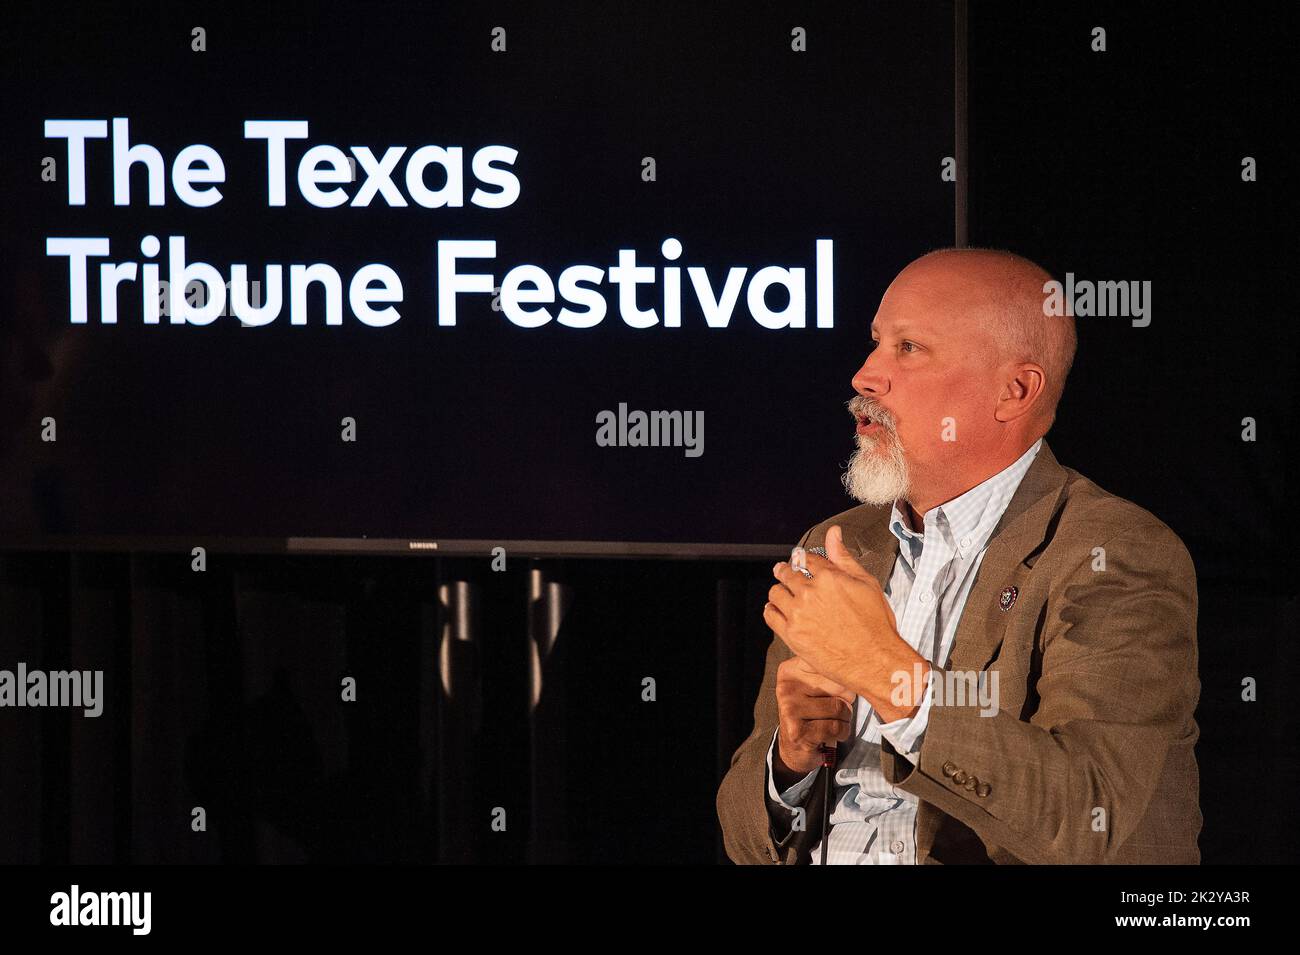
878;519;1200;864
716;527;830;865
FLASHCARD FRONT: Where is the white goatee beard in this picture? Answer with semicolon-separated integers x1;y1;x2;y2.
841;430;911;506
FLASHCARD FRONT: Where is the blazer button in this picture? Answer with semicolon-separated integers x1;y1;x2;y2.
963;775;978;791
952;770;968;785
976;782;992;798
942;761;957;777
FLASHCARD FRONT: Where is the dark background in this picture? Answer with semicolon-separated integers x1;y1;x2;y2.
1;1;1295;864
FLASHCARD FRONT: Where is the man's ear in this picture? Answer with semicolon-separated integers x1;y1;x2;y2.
994;362;1047;423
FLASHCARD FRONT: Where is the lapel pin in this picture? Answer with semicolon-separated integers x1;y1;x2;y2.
998;586;1018;612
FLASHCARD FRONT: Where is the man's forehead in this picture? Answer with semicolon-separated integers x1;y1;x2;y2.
870;309;935;337
873;277;980;336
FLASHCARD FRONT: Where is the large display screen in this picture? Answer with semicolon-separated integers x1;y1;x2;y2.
0;3;956;552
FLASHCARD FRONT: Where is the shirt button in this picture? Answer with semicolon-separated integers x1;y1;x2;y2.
919;592;932;604
890;840;906;854
960;537;971;549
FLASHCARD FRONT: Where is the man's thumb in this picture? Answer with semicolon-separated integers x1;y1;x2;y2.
825;525;868;577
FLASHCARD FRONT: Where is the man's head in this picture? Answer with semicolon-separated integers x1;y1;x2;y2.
841;248;1076;513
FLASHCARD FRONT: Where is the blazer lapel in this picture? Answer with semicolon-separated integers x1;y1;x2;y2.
856;526;900;587
945;439;1069;672
800;501;900;586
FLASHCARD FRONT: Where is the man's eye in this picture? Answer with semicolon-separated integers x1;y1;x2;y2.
899;340;917;353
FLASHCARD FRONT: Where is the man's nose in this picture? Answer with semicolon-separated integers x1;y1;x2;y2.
851;352;888;396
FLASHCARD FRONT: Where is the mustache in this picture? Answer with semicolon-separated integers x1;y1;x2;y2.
845;394;897;431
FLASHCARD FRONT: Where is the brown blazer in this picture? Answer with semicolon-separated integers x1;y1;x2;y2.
716;439;1202;864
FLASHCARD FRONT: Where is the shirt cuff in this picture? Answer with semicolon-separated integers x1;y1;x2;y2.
876;665;936;765
765;727;818;808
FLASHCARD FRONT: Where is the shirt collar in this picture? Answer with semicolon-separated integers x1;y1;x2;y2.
888;438;1043;565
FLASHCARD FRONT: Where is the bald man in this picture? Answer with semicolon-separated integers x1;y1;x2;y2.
716;248;1202;864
